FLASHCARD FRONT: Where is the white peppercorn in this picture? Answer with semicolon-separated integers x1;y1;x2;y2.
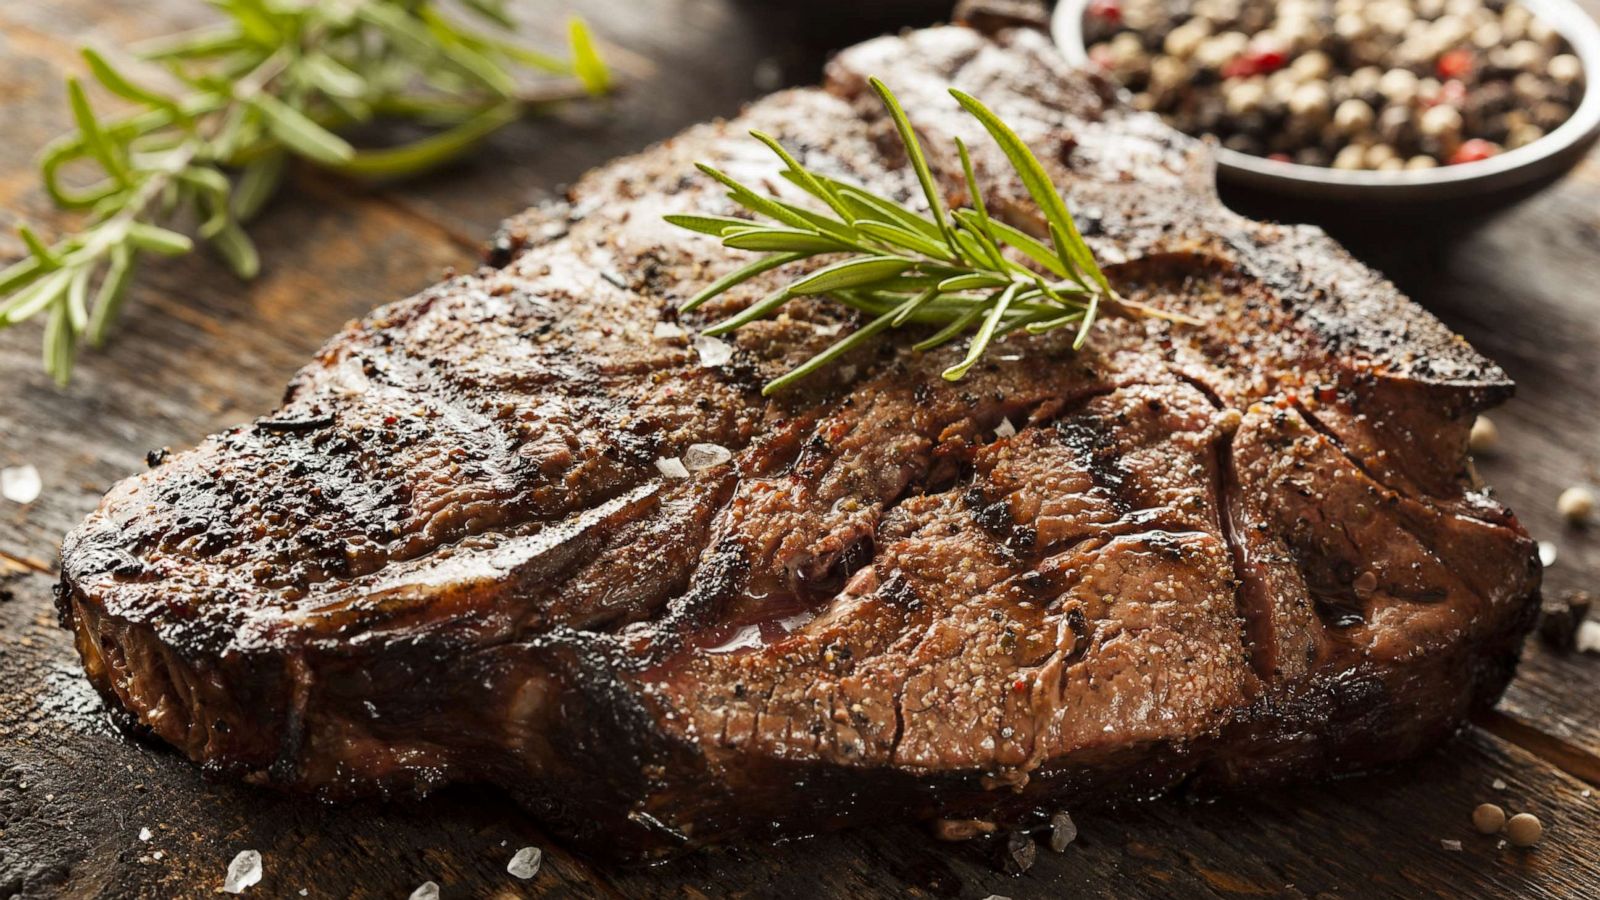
1504;39;1545;70
1505;813;1543;848
1507;123;1544;148
1333;98;1376;134
1194;31;1249;69
1512;71;1548;101
1468;415;1498;452
1288;82;1332;122
1226;79;1268;115
1365;142;1399;167
1550;54;1583;84
1333;144;1367;169
1473;803;1507;834
1378;67;1420;105
1528;17;1558;47
1347;66;1383;98
1558;486;1596;525
1335;12;1369;41
1290;50;1332;81
1420;104;1464;137
1163;21;1210;60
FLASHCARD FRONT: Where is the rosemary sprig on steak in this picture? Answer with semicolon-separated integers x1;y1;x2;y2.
0;0;610;386
666;78;1117;395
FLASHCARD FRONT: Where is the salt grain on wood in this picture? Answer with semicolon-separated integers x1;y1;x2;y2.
1;465;41;504
1048;810;1078;852
507;846;543;880
222;850;262;894
409;881;440;900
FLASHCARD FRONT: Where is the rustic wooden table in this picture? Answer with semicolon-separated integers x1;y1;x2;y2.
2;1;1598;897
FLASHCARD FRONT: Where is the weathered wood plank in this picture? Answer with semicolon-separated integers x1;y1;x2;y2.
356;0;958;241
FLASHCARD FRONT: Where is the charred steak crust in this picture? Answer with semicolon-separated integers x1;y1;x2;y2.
58;25;1539;859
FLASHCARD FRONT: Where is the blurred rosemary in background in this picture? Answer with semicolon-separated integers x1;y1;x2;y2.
0;0;610;384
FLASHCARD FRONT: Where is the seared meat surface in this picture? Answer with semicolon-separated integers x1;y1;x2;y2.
59;24;1539;859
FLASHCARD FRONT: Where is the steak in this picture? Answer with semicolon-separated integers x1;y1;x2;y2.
57;23;1540;860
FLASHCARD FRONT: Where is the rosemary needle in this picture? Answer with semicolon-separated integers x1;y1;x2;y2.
666;78;1151;396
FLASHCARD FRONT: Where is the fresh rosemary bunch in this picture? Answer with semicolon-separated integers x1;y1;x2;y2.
1;0;610;385
666;77;1120;396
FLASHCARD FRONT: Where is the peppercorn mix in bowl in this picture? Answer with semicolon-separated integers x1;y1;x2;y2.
1053;0;1600;203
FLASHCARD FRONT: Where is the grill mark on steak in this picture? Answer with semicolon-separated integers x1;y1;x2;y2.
55;22;1541;860
1215;423;1276;684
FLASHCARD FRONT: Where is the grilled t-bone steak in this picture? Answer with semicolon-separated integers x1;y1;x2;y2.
59;23;1540;859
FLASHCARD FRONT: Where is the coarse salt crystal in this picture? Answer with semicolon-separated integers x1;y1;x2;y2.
507;846;543;880
1440;839;1462;851
1;465;41;504
1539;541;1558;567
222;850;262;894
653;321;686;339
655;457;689;479
138;827;152;842
813;321;845;336
409;881;440;900
1492;778;1508;791
1575;620;1600;654
694;335;733;367
994;418;1017;439
682;443;732;471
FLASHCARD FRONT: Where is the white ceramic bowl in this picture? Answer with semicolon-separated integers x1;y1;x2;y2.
1051;0;1600;204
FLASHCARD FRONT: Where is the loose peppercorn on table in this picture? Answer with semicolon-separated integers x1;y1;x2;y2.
3;0;1600;897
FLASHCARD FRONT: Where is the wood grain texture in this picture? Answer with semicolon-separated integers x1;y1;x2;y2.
2;0;1599;897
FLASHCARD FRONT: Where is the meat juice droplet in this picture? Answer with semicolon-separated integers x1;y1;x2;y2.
507;846;543;879
223;850;262;894
706;624;764;655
